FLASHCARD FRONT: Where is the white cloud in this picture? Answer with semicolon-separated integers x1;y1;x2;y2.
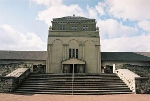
30;0;62;7
29;0;149;52
0;24;46;51
30;0;86;26
37;3;85;26
97;19;138;39
95;2;106;16
138;20;150;32
101;34;150;52
86;5;98;19
104;0;150;21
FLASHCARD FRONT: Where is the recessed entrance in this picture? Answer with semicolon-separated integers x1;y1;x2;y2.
70;64;77;73
62;64;85;73
62;58;86;73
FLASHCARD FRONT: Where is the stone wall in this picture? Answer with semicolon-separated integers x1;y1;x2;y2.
115;69;140;92
0;63;32;76
102;61;150;68
120;64;150;77
0;68;30;92
117;64;150;94
135;77;150;94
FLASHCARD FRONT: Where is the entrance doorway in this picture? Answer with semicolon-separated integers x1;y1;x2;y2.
69;64;77;73
62;58;86;73
63;64;85;73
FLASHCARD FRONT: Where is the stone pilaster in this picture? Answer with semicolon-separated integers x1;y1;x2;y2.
46;44;52;73
66;44;69;59
95;45;100;73
63;44;68;60
79;43;82;59
82;44;85;60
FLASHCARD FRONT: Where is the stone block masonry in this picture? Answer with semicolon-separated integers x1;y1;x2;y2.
0;68;30;92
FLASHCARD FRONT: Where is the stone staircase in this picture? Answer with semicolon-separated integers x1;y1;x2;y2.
14;73;132;95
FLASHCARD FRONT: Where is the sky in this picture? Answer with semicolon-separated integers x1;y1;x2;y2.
0;0;150;52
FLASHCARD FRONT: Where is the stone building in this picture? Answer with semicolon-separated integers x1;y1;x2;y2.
46;15;100;73
0;15;150;75
0;51;46;75
1;15;150;94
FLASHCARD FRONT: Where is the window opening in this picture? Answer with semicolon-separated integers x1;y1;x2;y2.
60;25;65;30
72;49;75;57
76;49;78;58
71;25;77;30
69;49;78;58
82;25;88;30
69;49;72;58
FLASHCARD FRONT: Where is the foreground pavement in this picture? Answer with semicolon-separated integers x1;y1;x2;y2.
0;93;150;101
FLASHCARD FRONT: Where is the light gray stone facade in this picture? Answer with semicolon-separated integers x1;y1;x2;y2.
46;15;101;73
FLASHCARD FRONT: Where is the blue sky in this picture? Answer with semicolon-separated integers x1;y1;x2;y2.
0;0;150;51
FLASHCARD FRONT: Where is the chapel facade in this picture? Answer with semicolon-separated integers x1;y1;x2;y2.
46;15;101;73
1;15;150;95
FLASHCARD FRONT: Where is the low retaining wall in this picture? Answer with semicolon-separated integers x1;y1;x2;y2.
0;68;30;92
135;77;150;94
115;69;140;93
116;69;150;94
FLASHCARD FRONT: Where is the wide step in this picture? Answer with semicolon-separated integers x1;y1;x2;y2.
14;73;132;95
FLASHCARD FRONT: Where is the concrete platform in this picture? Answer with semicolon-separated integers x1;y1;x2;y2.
0;93;149;101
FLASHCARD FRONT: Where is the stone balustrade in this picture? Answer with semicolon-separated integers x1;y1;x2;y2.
116;64;150;94
115;69;140;93
0;68;30;92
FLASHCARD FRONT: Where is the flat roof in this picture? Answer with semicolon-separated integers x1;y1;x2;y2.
0;51;46;60
101;52;150;61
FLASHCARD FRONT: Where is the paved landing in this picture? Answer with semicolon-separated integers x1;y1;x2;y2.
0;93;149;101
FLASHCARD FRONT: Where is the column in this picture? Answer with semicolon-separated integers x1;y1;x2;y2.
99;45;101;73
63;44;65;60
66;44;69;59
79;43;82;59
82;44;85;60
61;64;64;73
46;44;52;73
30;63;33;72
96;45;100;73
83;64;85;73
113;64;116;73
46;45;49;73
65;45;67;59
63;44;68;60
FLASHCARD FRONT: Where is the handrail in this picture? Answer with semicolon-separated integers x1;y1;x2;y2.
72;64;74;95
